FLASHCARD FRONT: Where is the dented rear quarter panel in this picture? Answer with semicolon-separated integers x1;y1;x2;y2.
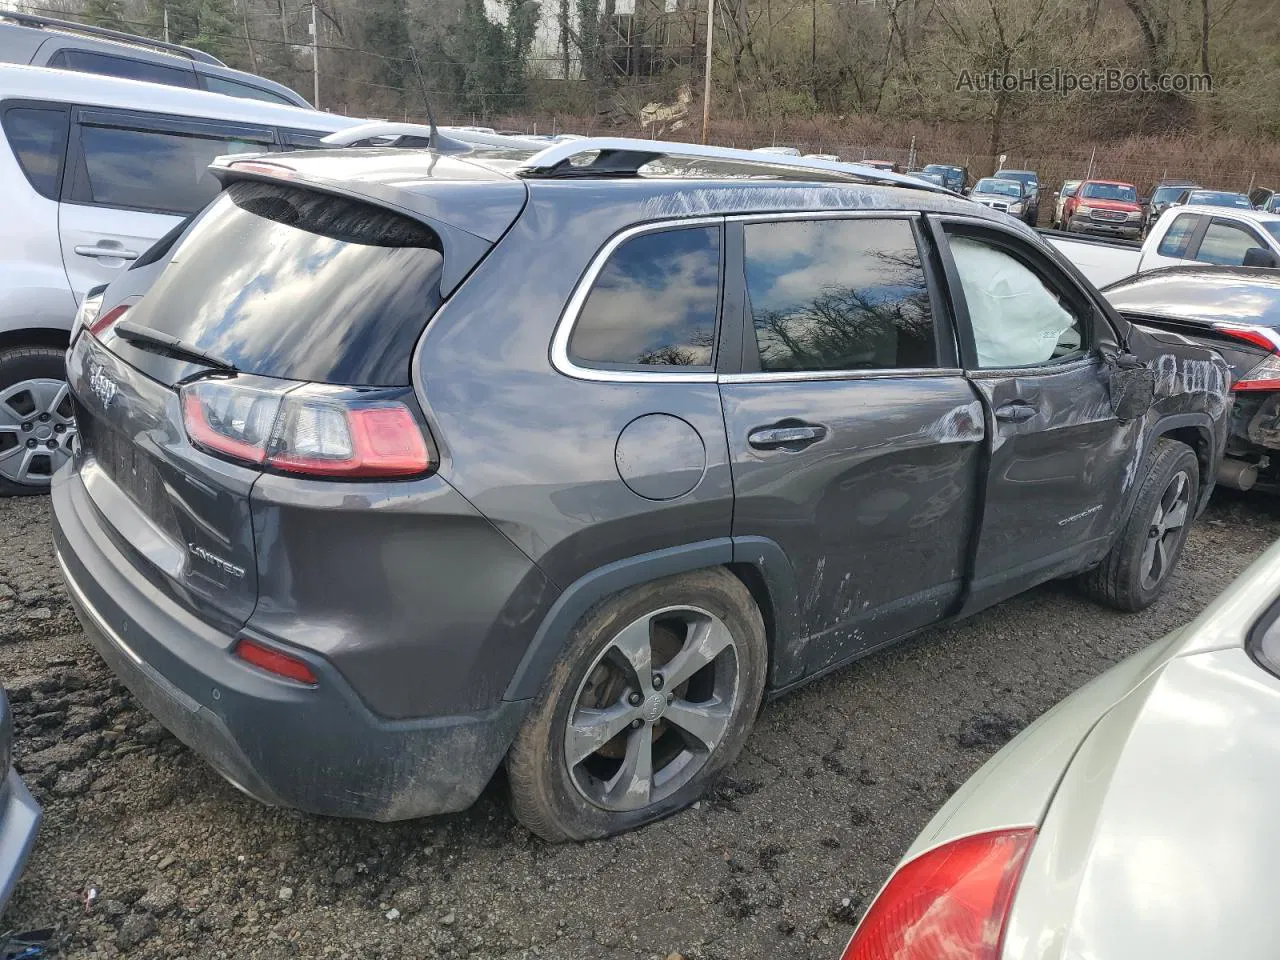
1122;322;1231;511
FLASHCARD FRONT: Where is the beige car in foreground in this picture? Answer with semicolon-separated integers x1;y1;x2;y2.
841;537;1280;960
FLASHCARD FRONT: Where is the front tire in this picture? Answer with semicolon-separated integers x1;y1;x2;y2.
0;345;75;497
506;568;767;842
1080;438;1199;611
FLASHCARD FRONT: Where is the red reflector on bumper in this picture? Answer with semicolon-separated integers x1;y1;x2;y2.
234;638;318;685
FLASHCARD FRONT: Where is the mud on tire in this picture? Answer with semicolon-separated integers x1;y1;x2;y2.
506;567;767;842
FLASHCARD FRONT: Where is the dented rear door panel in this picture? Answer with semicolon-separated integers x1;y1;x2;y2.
720;376;985;680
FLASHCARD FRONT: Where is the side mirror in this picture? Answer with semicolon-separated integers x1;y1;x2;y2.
1110;363;1156;420
1243;247;1280;268
1139;196;1151;205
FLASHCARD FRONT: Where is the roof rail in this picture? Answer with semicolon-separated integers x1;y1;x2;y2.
320;121;548;153
516;137;952;195
1;10;225;66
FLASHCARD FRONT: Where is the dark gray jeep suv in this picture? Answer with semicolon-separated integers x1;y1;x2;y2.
51;138;1230;840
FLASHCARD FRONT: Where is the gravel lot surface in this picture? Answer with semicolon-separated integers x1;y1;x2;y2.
2;491;1278;959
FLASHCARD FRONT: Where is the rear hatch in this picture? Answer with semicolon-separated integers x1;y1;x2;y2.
66;175;497;633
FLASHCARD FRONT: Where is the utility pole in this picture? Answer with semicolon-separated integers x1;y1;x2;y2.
310;3;320;110
163;6;170;43
700;0;714;144
810;0;816;77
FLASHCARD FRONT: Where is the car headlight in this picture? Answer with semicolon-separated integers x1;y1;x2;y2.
1008;202;1024;213
1126;210;1142;219
71;289;105;341
1077;204;1094;216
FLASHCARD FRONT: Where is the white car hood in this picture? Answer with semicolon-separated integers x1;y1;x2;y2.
1004;645;1280;960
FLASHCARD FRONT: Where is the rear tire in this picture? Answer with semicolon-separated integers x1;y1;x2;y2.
1080;439;1199;612
0;345;74;497
506;568;767;842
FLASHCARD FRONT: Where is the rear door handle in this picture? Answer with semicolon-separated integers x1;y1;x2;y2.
74;244;140;261
748;424;826;449
994;401;1037;423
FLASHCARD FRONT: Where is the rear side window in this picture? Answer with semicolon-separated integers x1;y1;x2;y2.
569;226;721;368
202;74;295;106
2;106;69;200
48;49;198;88
1158;214;1199;257
120;181;444;386
1195;220;1263;266
70;123;270;214
743;218;936;371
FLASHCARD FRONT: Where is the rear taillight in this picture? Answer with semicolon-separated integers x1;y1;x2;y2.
234;637;318;685
180;377;431;479
841;828;1035;960
1216;324;1280;392
88;304;130;338
1233;355;1280;392
71;289;106;340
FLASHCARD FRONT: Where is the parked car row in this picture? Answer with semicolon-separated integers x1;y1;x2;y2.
0;30;1276;953
1046;204;1280;287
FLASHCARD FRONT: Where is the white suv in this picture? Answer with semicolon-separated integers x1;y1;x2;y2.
0;63;359;494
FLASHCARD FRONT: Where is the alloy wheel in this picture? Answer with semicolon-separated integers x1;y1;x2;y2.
0;378;75;487
564;605;741;812
1141;469;1190;591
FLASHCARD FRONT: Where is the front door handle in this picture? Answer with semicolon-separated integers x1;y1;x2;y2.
994;401;1037;423
74;244;140;261
748;424;827;449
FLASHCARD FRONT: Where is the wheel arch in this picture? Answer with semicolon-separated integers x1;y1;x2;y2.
0;327;71;354
503;536;803;702
1146;413;1219;513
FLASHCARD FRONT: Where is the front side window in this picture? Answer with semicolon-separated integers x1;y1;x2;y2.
49;49;197;88
2;106;68;200
743;218;936;372
71;123;270;214
1157;213;1200;258
1196;220;1264;266
569;226;721;369
948;235;1084;369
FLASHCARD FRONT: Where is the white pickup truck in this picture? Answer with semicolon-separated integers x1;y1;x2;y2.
1044;204;1280;288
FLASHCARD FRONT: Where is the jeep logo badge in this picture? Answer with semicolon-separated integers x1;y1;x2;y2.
87;362;118;409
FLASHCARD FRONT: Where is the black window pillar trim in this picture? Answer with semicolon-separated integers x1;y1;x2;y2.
717;220;746;376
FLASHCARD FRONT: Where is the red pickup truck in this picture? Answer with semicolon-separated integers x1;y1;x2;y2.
1064;179;1144;239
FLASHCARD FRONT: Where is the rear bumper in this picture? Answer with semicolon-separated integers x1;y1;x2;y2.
52;467;529;821
0;769;40;917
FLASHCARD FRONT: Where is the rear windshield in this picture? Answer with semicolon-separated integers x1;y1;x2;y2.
122;180;444;386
